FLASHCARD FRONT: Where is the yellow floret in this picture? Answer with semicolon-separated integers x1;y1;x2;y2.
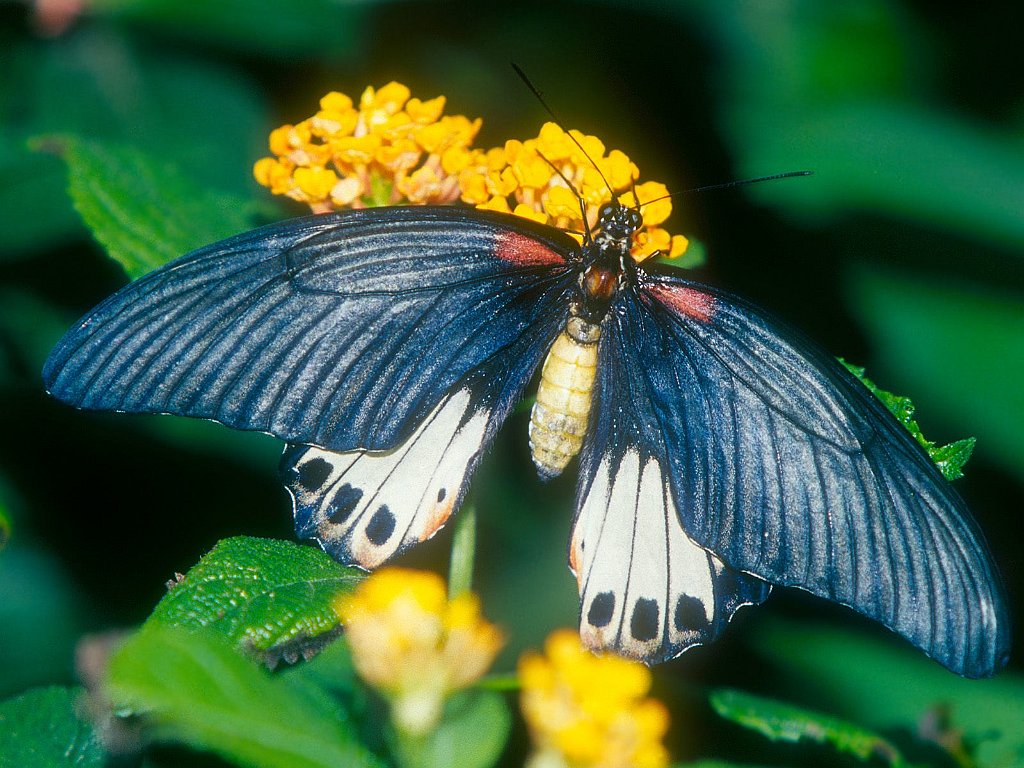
337;568;503;736
519;629;671;768
253;85;692;265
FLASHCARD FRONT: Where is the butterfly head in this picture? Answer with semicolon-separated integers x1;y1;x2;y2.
573;201;641;324
593;201;643;251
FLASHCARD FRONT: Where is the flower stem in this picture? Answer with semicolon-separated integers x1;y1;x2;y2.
448;501;476;599
478;673;522;692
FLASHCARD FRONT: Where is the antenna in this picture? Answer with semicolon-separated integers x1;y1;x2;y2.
637;171;814;208
510;65;812;227
535;149;593;240
511;63;617;201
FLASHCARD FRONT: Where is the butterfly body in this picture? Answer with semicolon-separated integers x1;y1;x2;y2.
529;325;600;478
43;203;1009;677
529;204;642;478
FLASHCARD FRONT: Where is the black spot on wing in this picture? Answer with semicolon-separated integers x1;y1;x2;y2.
587;592;615;628
366;505;396;545
328;484;363;525
298;457;332;492
631;598;660;642
437;487;446;503
674;595;706;633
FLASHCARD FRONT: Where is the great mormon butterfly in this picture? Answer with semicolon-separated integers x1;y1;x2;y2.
43;199;1009;677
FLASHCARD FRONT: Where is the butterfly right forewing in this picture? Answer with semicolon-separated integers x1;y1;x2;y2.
630;269;1009;677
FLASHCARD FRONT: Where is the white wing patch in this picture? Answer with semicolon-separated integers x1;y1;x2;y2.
572;449;767;663
284;389;488;569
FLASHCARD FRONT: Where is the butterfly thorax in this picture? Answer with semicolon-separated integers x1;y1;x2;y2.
529;204;638;479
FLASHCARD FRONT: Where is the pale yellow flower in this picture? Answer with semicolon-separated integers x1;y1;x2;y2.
520;630;670;768
336;568;503;736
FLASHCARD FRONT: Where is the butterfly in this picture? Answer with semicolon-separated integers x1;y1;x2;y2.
43;200;1009;677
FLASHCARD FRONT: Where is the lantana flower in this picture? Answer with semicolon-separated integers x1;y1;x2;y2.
519;629;670;768
254;84;689;262
253;82;482;212
334;567;503;736
461;122;688;262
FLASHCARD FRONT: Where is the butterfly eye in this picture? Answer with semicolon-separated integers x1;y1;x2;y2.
628;209;643;230
597;202;616;221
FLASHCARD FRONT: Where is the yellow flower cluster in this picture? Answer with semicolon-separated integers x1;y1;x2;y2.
335;568;503;736
253;82;482;212
462;122;688;262
255;84;688;263
519;630;670;768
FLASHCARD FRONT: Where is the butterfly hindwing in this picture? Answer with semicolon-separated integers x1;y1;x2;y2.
571;319;771;663
626;269;1009;677
43;207;576;453
282;385;492;569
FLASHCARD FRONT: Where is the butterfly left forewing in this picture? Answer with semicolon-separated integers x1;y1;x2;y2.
44;206;576;454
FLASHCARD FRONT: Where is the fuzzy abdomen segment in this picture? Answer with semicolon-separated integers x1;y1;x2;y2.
529;329;599;478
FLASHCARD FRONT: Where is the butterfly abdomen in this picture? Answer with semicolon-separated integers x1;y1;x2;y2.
529;317;601;479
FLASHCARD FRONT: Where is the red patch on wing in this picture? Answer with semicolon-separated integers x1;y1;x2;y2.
649;284;716;323
495;230;564;267
569;528;584;587
419;499;456;543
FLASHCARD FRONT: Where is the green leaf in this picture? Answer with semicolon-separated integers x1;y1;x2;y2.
675;762;788;768
390;689;511;768
107;625;383;768
840;359;976;480
0;289;74;389
0;139;82;256
427;690;511;768
847;263;1024;482
926;439;977;483
0;686;104;767
1;30;269;256
365;172;395;208
0;503;9;553
7;30;268;191
280;636;366;723
91;0;369;58
681;0;912;103
654;236;707;270
709;688;910;768
730;102;1024;250
146;537;363;660
43;135;255;279
0;546;85;698
447;503;477;600
748;619;1024;768
672;3;1024;249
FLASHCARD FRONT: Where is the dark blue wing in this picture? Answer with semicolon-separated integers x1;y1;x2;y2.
620;267;1009;677
570;310;771;664
44;206;577;452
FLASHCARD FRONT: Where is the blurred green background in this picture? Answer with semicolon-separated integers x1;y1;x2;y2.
1;1;1022;766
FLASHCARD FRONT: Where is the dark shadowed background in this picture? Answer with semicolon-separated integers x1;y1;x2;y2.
1;1;1022;766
